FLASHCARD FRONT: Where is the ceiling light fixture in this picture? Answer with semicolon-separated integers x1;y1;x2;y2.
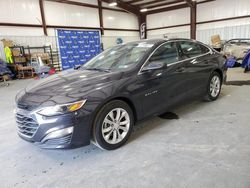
109;2;117;6
140;8;148;12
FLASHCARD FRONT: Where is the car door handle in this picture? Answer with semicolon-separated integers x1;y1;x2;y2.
176;67;185;72
204;60;210;64
192;60;209;65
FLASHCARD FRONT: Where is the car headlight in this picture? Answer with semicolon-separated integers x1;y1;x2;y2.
37;100;87;116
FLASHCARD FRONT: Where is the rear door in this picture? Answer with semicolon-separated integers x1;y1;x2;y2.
177;41;213;97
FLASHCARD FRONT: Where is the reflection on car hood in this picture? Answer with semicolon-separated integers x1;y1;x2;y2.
17;69;122;108
26;69;118;94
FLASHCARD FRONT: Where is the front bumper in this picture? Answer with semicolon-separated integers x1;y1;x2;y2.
15;107;92;149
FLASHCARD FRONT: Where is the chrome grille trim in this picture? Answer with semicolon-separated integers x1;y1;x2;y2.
44;134;72;145
15;112;39;138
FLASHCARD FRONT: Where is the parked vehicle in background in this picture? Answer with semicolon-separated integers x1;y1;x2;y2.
223;39;250;60
15;39;227;150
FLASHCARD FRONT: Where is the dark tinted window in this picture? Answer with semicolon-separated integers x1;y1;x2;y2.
179;41;210;59
148;42;179;65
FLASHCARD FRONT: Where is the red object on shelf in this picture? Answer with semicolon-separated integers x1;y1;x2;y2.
49;68;56;75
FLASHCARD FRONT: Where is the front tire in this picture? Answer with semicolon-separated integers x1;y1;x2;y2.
93;100;134;150
204;71;222;101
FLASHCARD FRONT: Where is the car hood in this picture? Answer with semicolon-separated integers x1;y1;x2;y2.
17;69;123;108
26;69;119;94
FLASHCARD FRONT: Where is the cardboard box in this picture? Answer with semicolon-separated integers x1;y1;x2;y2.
12;49;21;57
2;74;10;81
211;35;221;46
1;39;14;47
31;52;50;60
14;57;26;63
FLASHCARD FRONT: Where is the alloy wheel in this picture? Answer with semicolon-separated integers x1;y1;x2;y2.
101;108;130;144
210;75;221;98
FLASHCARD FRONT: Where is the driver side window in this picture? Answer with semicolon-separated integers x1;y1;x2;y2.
148;42;179;65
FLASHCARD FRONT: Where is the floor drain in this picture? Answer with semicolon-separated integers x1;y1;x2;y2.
158;112;179;120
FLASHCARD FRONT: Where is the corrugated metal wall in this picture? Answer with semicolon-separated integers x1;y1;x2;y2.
197;24;250;44
147;0;250;44
196;0;250;44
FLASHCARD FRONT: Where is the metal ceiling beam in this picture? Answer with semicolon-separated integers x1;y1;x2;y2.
197;0;215;4
184;0;194;7
136;0;168;7
39;0;48;36
46;0;98;8
0;23;42;27
126;0;144;4
147;3;189;14
100;0;140;15
144;0;183;9
45;0;126;12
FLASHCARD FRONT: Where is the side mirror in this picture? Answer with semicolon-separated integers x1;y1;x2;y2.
142;61;165;72
74;65;81;70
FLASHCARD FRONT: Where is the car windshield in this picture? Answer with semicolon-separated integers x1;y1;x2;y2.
81;42;154;72
227;39;250;45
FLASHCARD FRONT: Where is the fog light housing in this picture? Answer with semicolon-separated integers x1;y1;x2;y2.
41;126;73;142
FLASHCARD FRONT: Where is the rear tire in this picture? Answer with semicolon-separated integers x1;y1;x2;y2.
93;100;134;150
204;71;222;101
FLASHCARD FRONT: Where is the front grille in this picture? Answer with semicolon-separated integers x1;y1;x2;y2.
17;103;29;110
17;103;37;111
16;113;39;138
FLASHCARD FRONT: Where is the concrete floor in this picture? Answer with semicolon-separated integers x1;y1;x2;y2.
227;67;250;81
1;76;250;188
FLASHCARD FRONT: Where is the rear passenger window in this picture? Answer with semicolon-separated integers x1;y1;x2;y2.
148;42;179;65
179;41;210;59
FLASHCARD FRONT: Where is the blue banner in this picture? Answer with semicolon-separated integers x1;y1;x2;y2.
57;29;101;70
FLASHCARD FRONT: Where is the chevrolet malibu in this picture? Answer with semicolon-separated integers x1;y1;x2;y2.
15;39;227;150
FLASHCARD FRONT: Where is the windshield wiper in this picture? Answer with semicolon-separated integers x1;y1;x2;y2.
83;68;111;73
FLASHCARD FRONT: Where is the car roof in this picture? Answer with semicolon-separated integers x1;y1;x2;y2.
126;38;196;45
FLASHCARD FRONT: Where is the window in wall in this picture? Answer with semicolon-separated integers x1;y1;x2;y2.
148;42;179;65
179;41;210;59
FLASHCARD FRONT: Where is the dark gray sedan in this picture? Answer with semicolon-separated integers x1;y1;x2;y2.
15;38;227;150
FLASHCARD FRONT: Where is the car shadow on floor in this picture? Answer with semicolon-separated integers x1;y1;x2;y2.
128;100;203;145
127;85;239;145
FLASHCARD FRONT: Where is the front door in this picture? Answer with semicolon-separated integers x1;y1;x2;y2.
136;42;189;117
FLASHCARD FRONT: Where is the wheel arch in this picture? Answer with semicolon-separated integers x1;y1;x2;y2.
89;96;138;139
213;68;223;81
104;96;138;123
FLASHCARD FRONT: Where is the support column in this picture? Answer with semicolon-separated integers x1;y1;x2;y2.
139;14;147;39
98;0;104;35
190;1;197;39
39;0;48;36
